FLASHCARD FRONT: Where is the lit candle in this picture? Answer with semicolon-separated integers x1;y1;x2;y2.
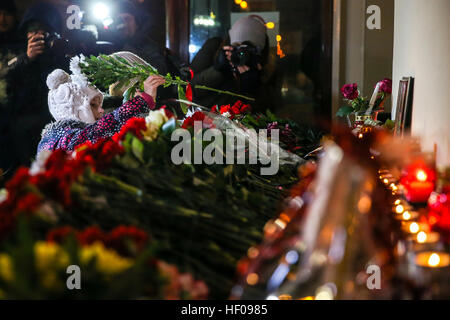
414;231;440;244
394;210;419;221
401;165;436;204
401;221;429;234
415;252;450;268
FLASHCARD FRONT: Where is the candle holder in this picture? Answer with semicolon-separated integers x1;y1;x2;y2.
400;159;436;204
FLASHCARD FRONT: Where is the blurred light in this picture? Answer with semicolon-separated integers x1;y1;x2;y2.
409;222;420;233
428;253;440;267
315;285;334;300
383;178;389;184
247;247;259;259
266;294;279;300
402;211;412;220
358;133;364;139
299;296;314;300
358;195;372;214
417;231;427;243
416;170;427;182
235;0;243;4
276;35;282;42
274;218;287;230
189;44;199;53
102;17;114;27
267;264;289;291
266;22;275;29
93;3;110;20
193;16;215;27
278;294;292;300
394;199;401;205
395;205;405;214
285;250;299;264
240;1;248;9
246;273;259;285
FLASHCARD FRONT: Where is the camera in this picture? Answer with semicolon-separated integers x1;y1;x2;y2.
230;42;261;68
43;31;62;49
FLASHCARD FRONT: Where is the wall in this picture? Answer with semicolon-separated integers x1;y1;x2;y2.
333;0;394;117
392;0;450;167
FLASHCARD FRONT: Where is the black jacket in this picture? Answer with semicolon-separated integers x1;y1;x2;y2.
190;37;281;112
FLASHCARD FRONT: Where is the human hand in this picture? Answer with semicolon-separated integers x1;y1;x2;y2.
141;75;165;100
222;46;251;74
27;32;45;60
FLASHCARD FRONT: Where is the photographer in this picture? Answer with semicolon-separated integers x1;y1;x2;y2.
191;15;278;112
5;2;69;171
111;1;169;76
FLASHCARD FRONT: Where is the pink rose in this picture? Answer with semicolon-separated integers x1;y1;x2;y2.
379;78;392;94
341;83;359;100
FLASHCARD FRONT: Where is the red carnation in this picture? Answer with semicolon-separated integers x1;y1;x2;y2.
77;226;106;246
14;193;41;215
231;106;240;115
182;111;206;129
106;225;150;256
240;104;251;114
219;105;231;115
113;117;147;142
47;226;76;243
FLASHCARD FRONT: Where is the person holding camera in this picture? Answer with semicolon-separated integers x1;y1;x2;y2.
111;1;169;76
191;15;278;112
4;2;69;173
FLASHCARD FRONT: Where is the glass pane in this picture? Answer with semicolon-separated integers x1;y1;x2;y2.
189;0;329;124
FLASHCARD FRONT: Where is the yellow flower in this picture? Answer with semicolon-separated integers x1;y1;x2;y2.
0;254;13;282
142;123;160;142
80;242;133;275
34;242;69;271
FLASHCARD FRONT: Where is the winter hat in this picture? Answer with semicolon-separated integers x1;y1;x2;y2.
229;15;267;50
46;69;103;124
19;2;63;34
0;1;17;15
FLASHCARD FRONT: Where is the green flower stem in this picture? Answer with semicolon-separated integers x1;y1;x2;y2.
193;85;255;102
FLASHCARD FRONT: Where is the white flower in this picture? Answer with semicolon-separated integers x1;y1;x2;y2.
70;55;89;87
69;54;85;75
30;150;52;176
146;109;169;128
0;189;8;204
221;111;232;118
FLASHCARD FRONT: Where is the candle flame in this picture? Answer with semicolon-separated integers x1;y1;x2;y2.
395;205;405;214
417;231;427;243
383;179;389;184
416;170;427;182
409;222;420;233
394;199;401;205
428;253;441;267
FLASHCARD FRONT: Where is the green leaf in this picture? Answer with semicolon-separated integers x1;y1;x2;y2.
131;137;145;162
178;85;188;115
336;105;354;117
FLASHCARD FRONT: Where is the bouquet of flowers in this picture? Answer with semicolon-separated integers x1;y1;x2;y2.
0;220;208;299
0;105;309;299
337;78;392;128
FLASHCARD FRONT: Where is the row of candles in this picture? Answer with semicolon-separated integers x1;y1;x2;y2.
378;168;450;270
